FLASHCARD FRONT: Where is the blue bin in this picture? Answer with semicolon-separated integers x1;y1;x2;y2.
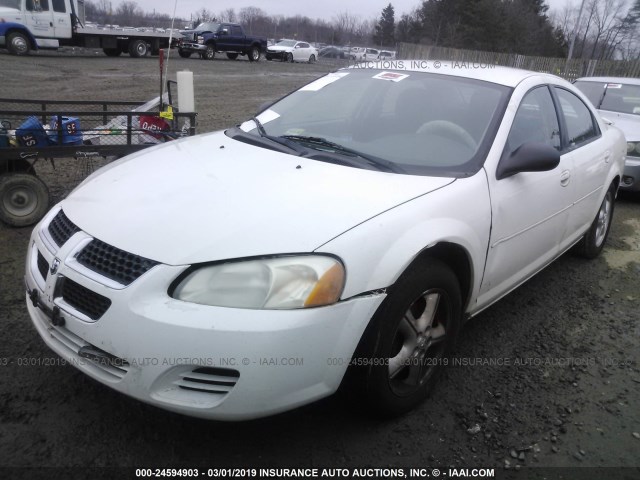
16;116;49;147
48;116;82;145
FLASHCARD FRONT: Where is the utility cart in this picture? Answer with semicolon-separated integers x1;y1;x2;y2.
0;96;196;227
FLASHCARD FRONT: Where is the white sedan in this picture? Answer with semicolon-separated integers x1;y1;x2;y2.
265;39;318;63
574;76;640;192
25;63;625;420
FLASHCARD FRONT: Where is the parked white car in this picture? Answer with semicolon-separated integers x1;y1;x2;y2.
347;46;366;60
25;63;625;420
265;39;317;63
362;48;380;61
574;76;640;191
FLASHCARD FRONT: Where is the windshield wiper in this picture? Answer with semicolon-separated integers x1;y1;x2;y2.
252;116;268;137
280;135;404;173
249;118;306;154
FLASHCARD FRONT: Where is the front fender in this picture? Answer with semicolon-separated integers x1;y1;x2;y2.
316;172;492;311
0;22;38;49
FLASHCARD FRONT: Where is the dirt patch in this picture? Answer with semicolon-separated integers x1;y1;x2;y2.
0;50;639;477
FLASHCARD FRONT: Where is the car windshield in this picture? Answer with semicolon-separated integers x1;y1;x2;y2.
242;69;511;176
574;80;640;115
194;22;219;32
0;0;20;8
276;40;297;47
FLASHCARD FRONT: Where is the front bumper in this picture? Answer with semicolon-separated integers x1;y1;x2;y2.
178;42;207;53
265;50;288;60
621;156;640;191
24;207;384;420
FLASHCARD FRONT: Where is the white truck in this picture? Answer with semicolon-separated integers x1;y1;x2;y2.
0;0;178;57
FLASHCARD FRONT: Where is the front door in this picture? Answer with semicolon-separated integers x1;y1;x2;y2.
24;0;55;38
479;85;573;306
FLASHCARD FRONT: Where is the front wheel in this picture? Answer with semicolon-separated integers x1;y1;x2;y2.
286;52;294;63
204;45;215;60
178;49;192;58
343;259;461;416
7;32;30;55
0;173;50;227
248;46;260;62
576;184;616;258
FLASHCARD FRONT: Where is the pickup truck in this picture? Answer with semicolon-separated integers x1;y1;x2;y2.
0;0;178;57
177;22;266;61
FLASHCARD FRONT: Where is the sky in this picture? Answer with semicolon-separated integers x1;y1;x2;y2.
131;0;574;24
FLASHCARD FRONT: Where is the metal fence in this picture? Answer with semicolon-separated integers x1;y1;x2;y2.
397;43;640;80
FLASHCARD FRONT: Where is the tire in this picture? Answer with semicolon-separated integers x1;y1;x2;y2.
103;48;121;57
178;49;192;58
576;183;616;259
226;52;238;60
248;46;260;62
0;173;50;227
204;44;215;60
286;52;294;63
128;39;148;58
343;259;461;417
308;54;316;64
7;32;30;56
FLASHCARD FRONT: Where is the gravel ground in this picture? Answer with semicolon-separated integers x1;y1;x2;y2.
0;49;639;480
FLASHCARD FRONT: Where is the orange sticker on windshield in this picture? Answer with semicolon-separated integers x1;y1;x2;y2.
372;72;409;82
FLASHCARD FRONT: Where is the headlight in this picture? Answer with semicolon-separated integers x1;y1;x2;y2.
627;142;640;157
197;36;204;44
171;255;345;309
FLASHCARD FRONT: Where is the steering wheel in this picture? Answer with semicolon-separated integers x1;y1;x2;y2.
417;120;477;151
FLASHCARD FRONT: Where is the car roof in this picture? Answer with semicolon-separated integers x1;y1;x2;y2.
575;76;640;86
343;61;564;88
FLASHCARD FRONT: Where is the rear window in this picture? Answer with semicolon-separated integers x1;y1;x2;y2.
574;80;640;115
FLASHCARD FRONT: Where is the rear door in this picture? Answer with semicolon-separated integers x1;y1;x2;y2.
50;0;71;38
230;24;244;49
552;86;608;244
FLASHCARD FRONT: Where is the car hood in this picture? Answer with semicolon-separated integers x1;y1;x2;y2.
268;46;294;52
599;111;640;141
62;131;454;265
0;7;19;17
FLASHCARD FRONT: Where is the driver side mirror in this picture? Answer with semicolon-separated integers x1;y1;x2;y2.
220;29;229;35
496;142;560;180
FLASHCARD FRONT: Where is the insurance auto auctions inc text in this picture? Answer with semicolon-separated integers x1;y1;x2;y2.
257;467;495;478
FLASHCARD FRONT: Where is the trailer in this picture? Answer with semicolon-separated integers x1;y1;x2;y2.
0;0;180;57
0;95;196;226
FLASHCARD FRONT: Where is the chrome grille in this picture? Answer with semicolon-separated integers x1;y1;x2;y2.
76;239;158;286
48;210;80;247
61;277;111;320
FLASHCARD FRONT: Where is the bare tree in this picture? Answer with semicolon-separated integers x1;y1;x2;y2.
219;8;236;23
333;11;360;44
239;6;266;34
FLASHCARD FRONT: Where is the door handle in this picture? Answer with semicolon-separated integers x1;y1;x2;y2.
560;170;571;187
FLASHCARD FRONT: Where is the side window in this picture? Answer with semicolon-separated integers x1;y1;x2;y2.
27;0;49;11
506;86;561;155
52;0;65;12
299;43;309;48
555;88;599;147
231;26;242;35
